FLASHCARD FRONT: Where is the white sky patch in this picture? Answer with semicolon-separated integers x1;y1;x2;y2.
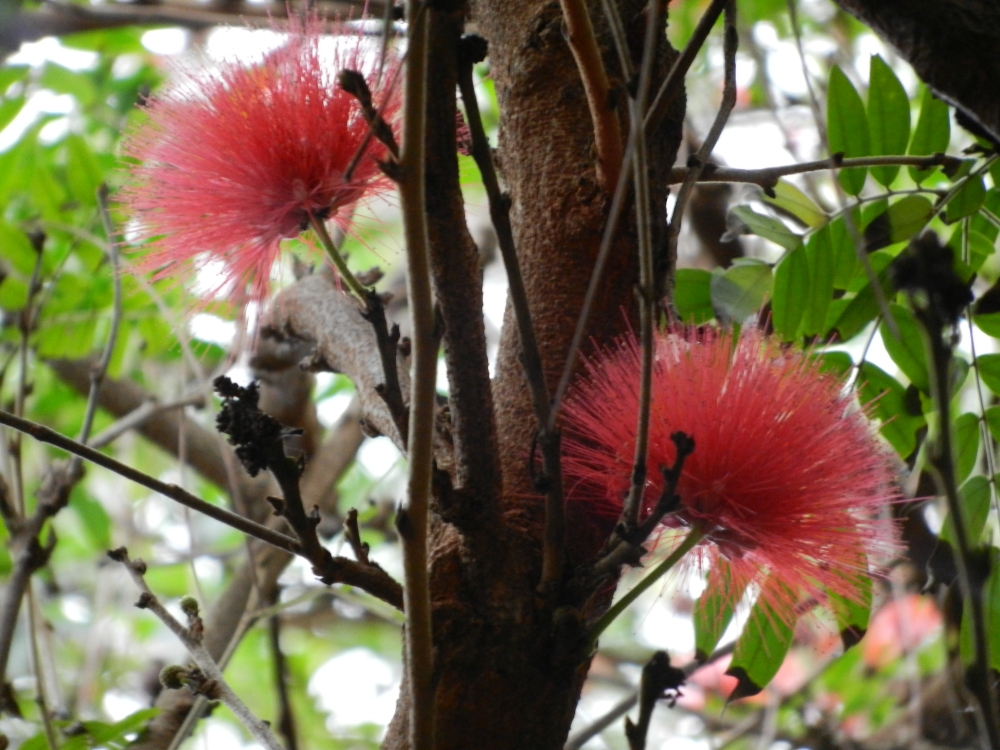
102;691;147;723
356;436;402;479
140;28;190;56
309;648;400;730
190;313;237;347
0;90;76;152
317;391;354;428
7;37;99;70
204;27;287;64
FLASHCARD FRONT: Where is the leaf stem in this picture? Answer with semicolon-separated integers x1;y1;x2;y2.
309;213;367;300
586;526;705;650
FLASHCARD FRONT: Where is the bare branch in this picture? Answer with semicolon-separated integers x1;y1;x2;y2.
558;0;623;191
109;548;284;750
0;409;300;553
668;153;963;190
457;35;562;589
397;2;436;745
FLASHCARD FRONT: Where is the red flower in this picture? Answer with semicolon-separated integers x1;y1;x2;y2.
121;15;399;308
561;327;899;623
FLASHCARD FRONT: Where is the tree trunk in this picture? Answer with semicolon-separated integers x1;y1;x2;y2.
382;1;684;747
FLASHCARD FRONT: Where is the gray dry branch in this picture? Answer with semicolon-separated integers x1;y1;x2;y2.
264;271;412;450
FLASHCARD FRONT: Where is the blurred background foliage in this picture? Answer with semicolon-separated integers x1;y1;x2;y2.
0;0;998;748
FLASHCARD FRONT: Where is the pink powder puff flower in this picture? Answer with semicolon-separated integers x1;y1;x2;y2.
121;14;399;309
561;327;900;626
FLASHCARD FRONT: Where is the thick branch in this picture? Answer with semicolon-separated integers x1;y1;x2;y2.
423;11;500;511
264;273;411;450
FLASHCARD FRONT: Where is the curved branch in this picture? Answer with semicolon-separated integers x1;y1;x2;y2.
264;273;411;450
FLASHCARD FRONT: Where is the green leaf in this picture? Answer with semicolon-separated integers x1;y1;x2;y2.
909;87;950;183
953;412;981;484
983;406;1000;443
0;276;28;311
830;213;861;290
35;319;97;359
761;181;826;228
772;247;810;339
862;196;934;252
983;547;1000;671
829;565;872;650
727;205;803;250
38;63;97;107
693;564;747;661
827;65;870;196
70;487;111;549
64;134;103;206
975;313;1000;338
977;353;1000;395
0;221;39;276
880;303;929;392
710;259;773;323
726;579;796;700
941;474;991;547
674;268;715;324
0;95;24;132
802;226;835;336
867;55;911;186
833;261;894;341
815;351;853;377
945;176;986;223
0;64;30;93
858;361;926;458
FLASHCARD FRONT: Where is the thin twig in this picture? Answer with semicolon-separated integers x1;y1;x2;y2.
645;0;728;134
268;612;298;750
0;409;300;553
620;0;665;529
550;133;636;426
338;69;400;159
570;433;693;601
664;0;737;280
625;652;686;750
88;394;206;450
108;548;284;750
666;153;963;190
558;0;623;191
563;643;735;749
361;291;409;446
74;185;123;462
397;3;436;747
212;378;405;609
456;36;566;592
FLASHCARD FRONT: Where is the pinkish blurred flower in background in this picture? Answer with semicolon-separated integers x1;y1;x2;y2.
121;14;399;309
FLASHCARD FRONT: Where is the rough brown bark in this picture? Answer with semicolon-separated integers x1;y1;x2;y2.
380;2;684;748
832;0;1000;144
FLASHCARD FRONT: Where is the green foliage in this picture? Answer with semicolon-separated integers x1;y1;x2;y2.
725;580;796;700
908;87;951;182
827;65;870;195
867;55;910;186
